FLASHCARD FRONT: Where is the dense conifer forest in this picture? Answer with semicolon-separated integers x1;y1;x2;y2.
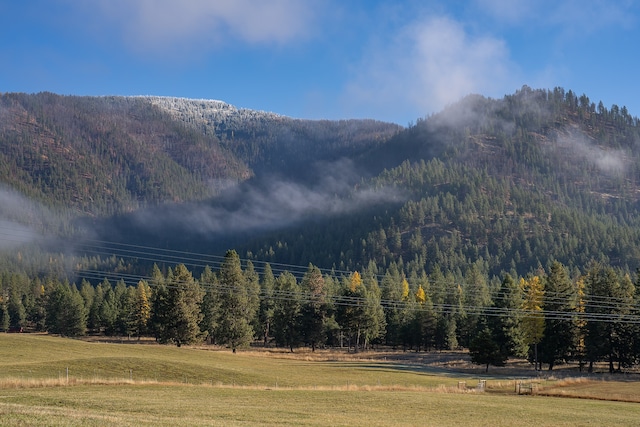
2;87;640;371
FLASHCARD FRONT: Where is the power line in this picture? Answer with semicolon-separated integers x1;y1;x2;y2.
2;227;640;324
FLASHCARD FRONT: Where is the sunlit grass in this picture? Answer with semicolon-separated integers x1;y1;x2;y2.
2;384;640;427
2;334;640;426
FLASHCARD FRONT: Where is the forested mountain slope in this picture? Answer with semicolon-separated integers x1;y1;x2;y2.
144;96;401;179
0;92;399;220
237;87;640;277
3;88;640;281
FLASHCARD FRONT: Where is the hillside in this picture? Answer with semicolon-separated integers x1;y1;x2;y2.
234;87;640;276
3;88;640;280
144;96;400;179
0;92;399;221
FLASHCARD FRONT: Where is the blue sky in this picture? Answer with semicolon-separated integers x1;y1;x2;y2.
1;0;639;125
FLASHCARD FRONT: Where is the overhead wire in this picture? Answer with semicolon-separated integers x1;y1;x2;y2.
2;226;640;324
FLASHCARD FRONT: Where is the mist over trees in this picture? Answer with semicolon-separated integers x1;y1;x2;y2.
3;87;640;371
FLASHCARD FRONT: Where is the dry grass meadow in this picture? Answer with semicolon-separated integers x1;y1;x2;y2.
1;334;640;426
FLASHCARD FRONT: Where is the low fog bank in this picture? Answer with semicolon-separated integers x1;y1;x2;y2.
83;158;406;250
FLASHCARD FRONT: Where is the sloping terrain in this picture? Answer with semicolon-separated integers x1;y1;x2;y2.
2;88;640;278
0;92;399;219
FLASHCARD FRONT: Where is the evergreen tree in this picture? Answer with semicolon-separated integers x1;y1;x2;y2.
432;269;459;350
361;268;386;349
7;292;26;329
164;264;204;347
300;264;329;351
520;276;545;369
0;296;9;332
132;280;151;339
115;281;135;336
380;264;406;347
199;266;220;344
489;274;527;360
469;327;506;372
150;265;171;342
244;260;261;334
258;263;276;347
538;261;577;370
79;280;95;320
99;281;119;336
336;272;367;352
87;282;105;333
45;282;86;337
272;271;302;351
408;284;436;351
459;263;491;348
217;250;254;351
584;264;635;373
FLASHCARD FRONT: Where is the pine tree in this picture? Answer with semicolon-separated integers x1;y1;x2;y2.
165;264;204;347
46;282;86;337
7;292;26;329
538;261;577;370
99;282;118;336
489;274;527;360
0;296;9;332
217;250;254;352
300;264;329;351
273;271;302;351
150;265;171;343
361;268;386;349
409;283;436;352
258;263;276;347
116;282;135;337
132;280;151;339
336;272;367;352
199;266;220;344
469;327;505;372
520;276;545;369
381;264;406;348
585;264;635;373
87;282;105;333
244;261;261;334
459;263;491;348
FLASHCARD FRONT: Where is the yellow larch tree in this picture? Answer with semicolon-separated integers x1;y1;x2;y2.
349;271;363;292
520;275;545;370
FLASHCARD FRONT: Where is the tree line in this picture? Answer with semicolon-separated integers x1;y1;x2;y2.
1;250;639;373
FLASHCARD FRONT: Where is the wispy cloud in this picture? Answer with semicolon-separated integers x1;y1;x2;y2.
556;128;628;176
126;159;405;237
343;15;519;123
89;0;320;54
0;186;47;250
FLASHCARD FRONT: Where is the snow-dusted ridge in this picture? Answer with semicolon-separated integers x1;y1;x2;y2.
134;96;285;132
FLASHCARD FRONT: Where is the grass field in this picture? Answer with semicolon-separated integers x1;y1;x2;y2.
1;334;640;426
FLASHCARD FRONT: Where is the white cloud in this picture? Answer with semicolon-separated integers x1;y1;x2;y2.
127;158;405;236
556;129;628;176
0;186;47;250
344;15;518;122
92;0;318;53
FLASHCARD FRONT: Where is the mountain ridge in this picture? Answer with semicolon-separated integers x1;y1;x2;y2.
3;87;640;279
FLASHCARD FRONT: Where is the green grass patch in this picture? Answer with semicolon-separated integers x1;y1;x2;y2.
2;334;640;426
2;385;640;426
0;334;461;388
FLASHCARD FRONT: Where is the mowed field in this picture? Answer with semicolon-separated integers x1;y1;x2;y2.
1;334;639;426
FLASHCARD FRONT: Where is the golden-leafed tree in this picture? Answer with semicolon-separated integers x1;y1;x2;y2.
520;275;545;370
